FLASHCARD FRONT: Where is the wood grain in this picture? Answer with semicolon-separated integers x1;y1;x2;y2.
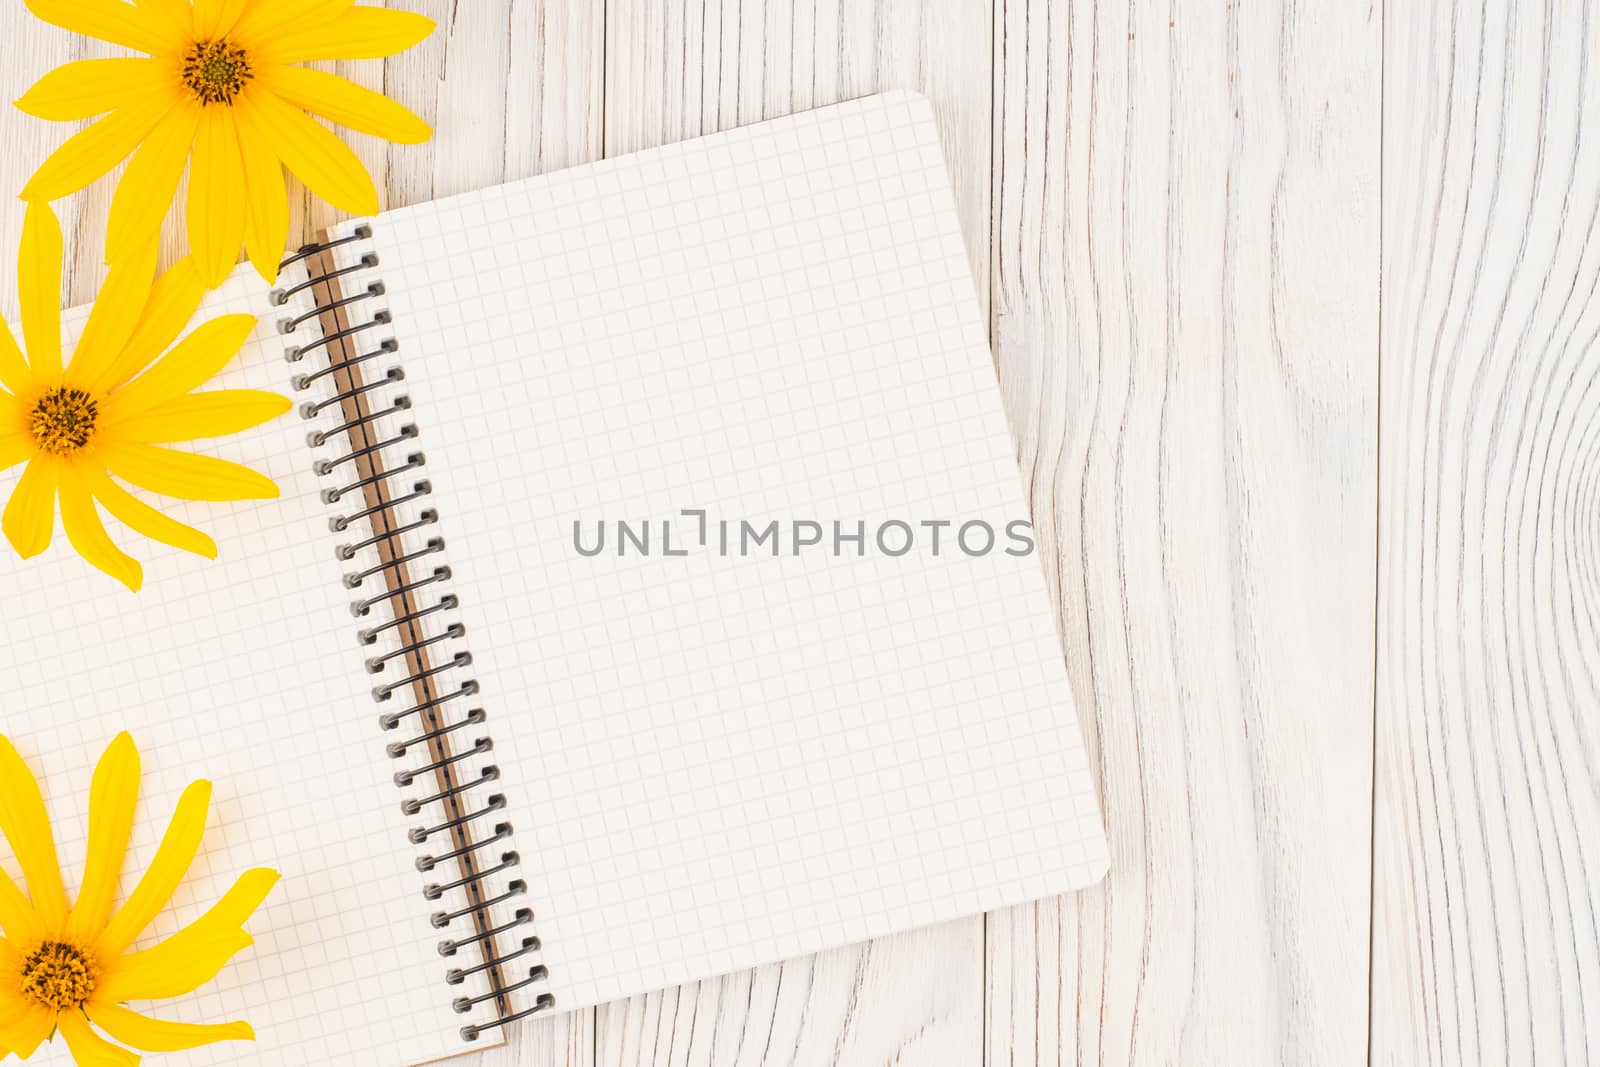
983;1;1380;1064
1374;0;1600;1062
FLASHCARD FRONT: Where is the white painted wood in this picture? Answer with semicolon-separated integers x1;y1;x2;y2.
982;2;1381;1066
597;3;992;1064
1374;0;1600;1063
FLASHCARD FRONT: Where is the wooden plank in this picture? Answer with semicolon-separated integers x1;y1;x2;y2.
983;1;1380;1064
1373;0;1600;1063
597;2;993;1064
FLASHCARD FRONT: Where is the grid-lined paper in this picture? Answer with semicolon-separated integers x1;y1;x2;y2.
1;268;490;1066
335;91;1109;1013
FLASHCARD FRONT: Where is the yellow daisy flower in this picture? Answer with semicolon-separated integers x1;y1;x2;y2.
0;733;278;1063
0;200;290;591
16;0;435;287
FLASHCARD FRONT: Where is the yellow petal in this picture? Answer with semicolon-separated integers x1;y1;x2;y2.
254;5;434;62
57;1011;140;1067
91;257;206;393
66;734;141;940
111;313;257;412
0;316;33;396
60;465;143;590
187;108;248;287
14;58;166;122
0;435;34;476
95;779;210;959
107;389;291;443
232;0;351;43
0;1001;54;1058
0;737;68;929
86;467;217;559
20;95;174;203
2;458;59;560
23;0;177;53
259;65;430;144
135;0;194;38
97;868;276;1002
193;0;249;38
88;1003;254;1053
106;103;201;266
246;90;379;215
19;200;63;380
0;868;43;944
67;239;160;391
101;442;279;502
231;95;290;284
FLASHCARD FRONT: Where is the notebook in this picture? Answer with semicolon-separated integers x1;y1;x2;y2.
2;92;1107;1066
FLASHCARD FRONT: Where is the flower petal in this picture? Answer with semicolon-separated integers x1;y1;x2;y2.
107;389;292;443
0;868;43;944
91;257;206;393
111;313;257;412
58;1011;140;1067
0;1001;55;1058
254;5;434;63
0;317;34;396
2;458;59;560
24;0;176;53
88;1003;254;1053
18;200;63;380
231;96;290;284
244;90;378;215
0;437;33;478
66;239;160;391
187;108;248;287
59;464;143;590
86;467;217;559
14;58;167;122
96;868;276;1002
66;734;141;940
259;65;430;144
95;779;211;959
100;442;279;502
232;0;350;44
193;0;250;38
134;0;194;38
106;103;202;267
0;737;69;929
20;95;174;203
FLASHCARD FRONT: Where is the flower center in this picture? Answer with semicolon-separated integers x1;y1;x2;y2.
29;387;99;457
19;942;98;1011
182;39;253;105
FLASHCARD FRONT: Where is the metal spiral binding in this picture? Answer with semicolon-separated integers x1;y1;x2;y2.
277;228;555;1041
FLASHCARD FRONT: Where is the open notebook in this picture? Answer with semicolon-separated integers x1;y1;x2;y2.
2;92;1107;1066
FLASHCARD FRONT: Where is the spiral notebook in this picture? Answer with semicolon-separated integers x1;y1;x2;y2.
2;93;1107;1066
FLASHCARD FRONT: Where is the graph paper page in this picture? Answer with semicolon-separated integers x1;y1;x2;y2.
0;267;492;1066
343;92;1110;1012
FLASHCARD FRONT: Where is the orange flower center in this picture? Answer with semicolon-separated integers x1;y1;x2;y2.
29;386;99;457
182;39;253;105
19;941;99;1011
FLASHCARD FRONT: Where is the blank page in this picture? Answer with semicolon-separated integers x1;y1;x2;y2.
333;92;1108;1012
1;268;493;1066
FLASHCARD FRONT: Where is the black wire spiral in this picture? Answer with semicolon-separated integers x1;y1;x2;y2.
277;228;554;1041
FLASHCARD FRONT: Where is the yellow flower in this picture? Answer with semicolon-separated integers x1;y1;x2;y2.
0;733;278;1063
16;0;434;287
0;200;290;591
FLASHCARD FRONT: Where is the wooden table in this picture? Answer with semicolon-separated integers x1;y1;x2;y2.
1;1;1594;1064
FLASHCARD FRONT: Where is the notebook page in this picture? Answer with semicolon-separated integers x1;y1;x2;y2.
0;267;493;1065
334;91;1109;1012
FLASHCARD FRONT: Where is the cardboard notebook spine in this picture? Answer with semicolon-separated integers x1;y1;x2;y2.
273;229;555;1042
